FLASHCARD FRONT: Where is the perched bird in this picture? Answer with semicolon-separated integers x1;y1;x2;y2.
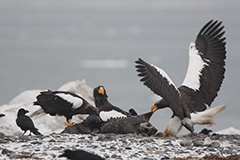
34;90;99;128
93;85;131;121
59;149;104;160
16;108;41;135
135;20;226;136
0;114;5;118
199;128;213;135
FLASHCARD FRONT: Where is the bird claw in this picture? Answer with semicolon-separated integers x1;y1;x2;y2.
65;122;73;128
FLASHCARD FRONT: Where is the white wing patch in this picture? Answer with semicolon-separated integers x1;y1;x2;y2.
182;42;209;90
99;110;127;122
56;93;83;109
151;64;178;90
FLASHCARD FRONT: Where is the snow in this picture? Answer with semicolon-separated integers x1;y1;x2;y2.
0;80;94;135
216;127;240;135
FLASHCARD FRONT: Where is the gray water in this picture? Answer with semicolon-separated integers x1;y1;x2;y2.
0;0;239;133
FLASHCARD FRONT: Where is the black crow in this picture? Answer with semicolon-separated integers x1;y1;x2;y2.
16;108;41;135
59;149;104;160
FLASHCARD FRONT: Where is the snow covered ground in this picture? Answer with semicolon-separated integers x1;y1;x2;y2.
0;133;240;159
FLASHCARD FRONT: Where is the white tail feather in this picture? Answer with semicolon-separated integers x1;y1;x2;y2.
29;108;45;117
191;105;226;126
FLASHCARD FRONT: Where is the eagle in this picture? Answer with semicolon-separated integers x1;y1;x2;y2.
135;20;226;136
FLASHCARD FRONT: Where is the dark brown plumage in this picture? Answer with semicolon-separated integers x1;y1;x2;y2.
93;85;131;121
34;90;99;127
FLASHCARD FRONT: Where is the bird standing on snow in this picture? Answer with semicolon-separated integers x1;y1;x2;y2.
135;20;226;136
59;149;104;160
93;85;131;121
34;90;99;128
16;108;41;135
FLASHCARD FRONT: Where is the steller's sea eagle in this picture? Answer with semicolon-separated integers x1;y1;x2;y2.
135;20;226;136
34;90;100;128
93;85;132;121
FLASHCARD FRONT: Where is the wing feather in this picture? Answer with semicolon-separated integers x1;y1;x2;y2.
135;58;184;118
180;20;226;112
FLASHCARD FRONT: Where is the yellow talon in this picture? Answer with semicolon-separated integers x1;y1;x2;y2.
65;122;73;128
151;104;158;112
98;87;104;95
162;132;168;137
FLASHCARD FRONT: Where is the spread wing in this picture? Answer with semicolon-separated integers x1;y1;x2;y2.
180;20;226;112
34;90;85;116
135;58;184;118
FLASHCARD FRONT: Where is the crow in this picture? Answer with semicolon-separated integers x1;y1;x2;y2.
16;108;41;135
59;149;104;160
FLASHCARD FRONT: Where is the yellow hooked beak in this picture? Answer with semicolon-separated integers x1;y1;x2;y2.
151;104;158;112
98;87;104;95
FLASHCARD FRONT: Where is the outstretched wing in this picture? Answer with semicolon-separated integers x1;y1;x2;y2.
34;90;83;116
135;58;184;118
180;20;226;112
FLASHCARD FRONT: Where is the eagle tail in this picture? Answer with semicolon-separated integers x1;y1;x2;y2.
29;108;45;117
191;105;226;126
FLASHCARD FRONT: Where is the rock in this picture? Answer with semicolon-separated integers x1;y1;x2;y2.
49;139;56;143
18;135;31;142
180;140;192;147
31;141;42;145
97;135;105;141
192;139;204;147
209;141;221;148
2;148;14;155
0;139;7;144
125;147;132;150
111;154;118;158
